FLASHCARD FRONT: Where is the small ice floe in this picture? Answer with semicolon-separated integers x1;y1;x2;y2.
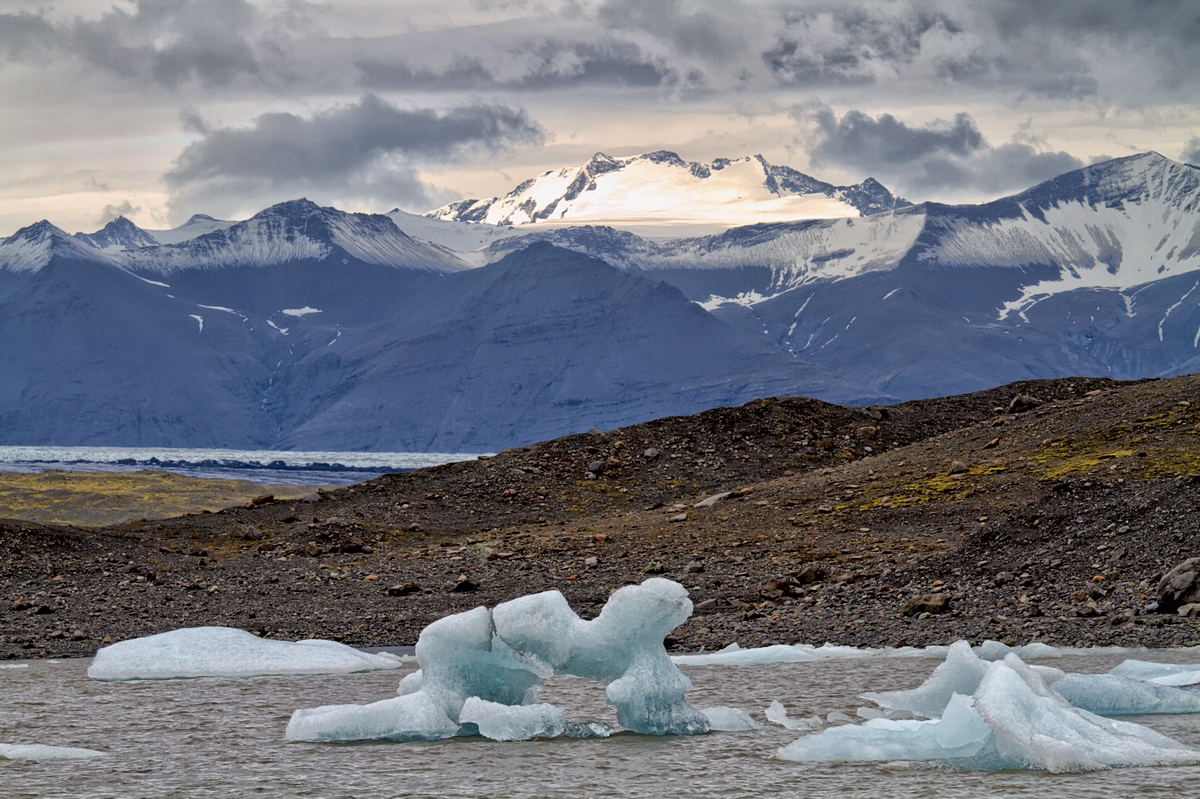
0;664;29;669
778;641;1200;772
281;306;322;317
87;627;402;681
673;639;1072;667
1110;659;1200;687
0;744;106;760
288;579;746;743
765;701;822;731
702;707;762;731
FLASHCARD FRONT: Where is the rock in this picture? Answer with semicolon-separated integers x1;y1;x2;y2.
584;556;599;567
1086;583;1107;600
792;564;826;584
683;561;705;574
1178;604;1200;618
669;513;688;522
643;448;659;459
588;460;606;474
948;460;969;475
450;576;478;593
694;598;717;610
339;537;366;554
901;594;950;616
33;605;54;615
1008;393;1043;413
303;543;322;558
1158;558;1200;613
760;578;799;599
71;630;87;641
363;574;380;582
855;425;878;440
386;583;422;597
239;525;263;541
694;491;732;508
644;560;666;574
993;571;1013;586
250;494;274;506
11;598;31;611
299;492;321;503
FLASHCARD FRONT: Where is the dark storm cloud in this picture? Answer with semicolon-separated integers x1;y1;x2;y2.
0;0;305;90
164;94;544;219
357;41;669;91
800;106;1084;198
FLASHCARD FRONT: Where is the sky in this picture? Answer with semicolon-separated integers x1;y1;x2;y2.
2;0;1198;236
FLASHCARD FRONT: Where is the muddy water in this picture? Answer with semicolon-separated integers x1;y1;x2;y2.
2;652;1198;798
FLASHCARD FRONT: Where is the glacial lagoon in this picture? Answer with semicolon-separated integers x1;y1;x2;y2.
3;649;1199;798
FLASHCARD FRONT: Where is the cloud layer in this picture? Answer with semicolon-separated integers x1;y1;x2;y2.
1;0;1196;231
165;95;544;219
801;106;1084;198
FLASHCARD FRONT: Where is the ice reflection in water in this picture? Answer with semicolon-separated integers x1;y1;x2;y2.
2;653;1199;797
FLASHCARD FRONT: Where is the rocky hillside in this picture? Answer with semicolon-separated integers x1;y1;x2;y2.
2;374;1197;659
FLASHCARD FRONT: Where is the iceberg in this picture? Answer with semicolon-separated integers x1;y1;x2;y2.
670;638;1061;667
87;627;402;681
779;654;1200;772
1110;659;1200;687
864;640;1200;718
287;579;715;742
0;744;106;760
1052;673;1200;715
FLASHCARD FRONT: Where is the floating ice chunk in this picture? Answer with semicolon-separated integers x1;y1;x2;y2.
0;744;106;760
978;640;1061;661
286;692;460;743
864;640;989;718
781;657;1200;772
493;579;709;735
0;664;28;669
1110;659;1200;687
289;579;710;742
701;707;762;731
779;694;990;762
87;627;402;680
1052;673;1200;715
765;701;821;731
672;641;940;666
460;697;567;741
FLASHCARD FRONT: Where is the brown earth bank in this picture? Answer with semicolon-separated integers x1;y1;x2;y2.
3;374;1198;660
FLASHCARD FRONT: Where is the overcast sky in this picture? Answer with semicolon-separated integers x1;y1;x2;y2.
2;0;1198;235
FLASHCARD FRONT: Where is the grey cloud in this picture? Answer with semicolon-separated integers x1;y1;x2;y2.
358;40;669;91
98;201;142;227
165;94;543;220
1;0;300;89
1182;137;1200;167
801;106;1084;199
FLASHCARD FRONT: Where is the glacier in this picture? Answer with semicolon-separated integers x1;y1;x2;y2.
287;579;734;743
778;642;1200;772
87;626;402;681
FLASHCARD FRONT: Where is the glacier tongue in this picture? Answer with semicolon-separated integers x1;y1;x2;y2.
287;579;716;743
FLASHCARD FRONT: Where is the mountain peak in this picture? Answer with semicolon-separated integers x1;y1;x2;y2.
427;151;909;233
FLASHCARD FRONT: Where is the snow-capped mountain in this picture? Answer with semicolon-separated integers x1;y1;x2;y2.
2;199;466;274
2;152;1196;452
144;214;236;245
74;216;160;251
428;151;909;235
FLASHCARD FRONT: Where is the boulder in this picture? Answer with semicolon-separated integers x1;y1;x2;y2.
1158;558;1200;613
1008;393;1043;413
901;594;950;616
